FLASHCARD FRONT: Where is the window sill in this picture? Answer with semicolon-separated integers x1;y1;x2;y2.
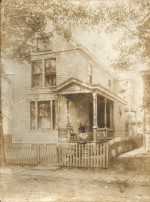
97;128;114;131
107;129;114;131
30;86;56;89
29;129;57;132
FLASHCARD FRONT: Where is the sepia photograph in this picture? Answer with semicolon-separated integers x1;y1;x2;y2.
0;0;150;201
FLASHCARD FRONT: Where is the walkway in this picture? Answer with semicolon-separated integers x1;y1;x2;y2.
119;147;150;158
1;165;150;185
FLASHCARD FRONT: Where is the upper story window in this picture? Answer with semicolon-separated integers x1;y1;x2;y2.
32;61;42;87
45;59;56;87
108;79;111;90
88;63;92;84
31;58;56;88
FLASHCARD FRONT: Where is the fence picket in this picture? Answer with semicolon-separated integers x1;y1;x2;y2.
100;143;102;168
76;143;78;167
4;139;109;168
94;144;96;167
106;143;108;168
103;143;106;168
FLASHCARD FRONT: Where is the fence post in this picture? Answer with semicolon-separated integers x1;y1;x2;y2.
57;144;62;165
36;144;40;164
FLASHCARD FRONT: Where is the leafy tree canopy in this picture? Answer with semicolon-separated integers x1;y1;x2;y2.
1;0;150;70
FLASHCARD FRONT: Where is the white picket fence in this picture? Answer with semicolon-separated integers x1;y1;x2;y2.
60;142;109;168
4;136;109;168
5;143;58;166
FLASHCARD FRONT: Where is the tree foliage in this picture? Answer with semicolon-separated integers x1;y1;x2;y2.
112;0;150;70
1;0;150;69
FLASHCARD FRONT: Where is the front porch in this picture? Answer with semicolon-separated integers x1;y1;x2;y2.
57;93;115;143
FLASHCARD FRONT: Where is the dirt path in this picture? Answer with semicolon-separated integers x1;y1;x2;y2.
0;167;150;202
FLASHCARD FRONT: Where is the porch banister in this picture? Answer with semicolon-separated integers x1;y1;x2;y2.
93;92;97;141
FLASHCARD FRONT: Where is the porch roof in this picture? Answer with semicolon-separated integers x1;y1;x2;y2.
52;78;127;105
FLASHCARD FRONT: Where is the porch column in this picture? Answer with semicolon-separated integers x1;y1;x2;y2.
66;96;70;126
66;96;70;141
93;92;97;141
55;95;60;129
110;102;113;129
135;110;138;135
104;98;107;138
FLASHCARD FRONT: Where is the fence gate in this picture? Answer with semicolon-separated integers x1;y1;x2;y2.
59;142;109;168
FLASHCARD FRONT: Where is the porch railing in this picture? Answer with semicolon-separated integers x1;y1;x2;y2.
58;127;114;142
97;128;114;141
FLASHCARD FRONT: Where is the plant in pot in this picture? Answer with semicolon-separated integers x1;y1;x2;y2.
79;121;88;133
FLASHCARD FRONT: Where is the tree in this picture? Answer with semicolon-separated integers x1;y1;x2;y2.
111;0;150;70
0;0;6;167
2;0;149;70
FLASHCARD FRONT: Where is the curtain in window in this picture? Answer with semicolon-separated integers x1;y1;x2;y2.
30;102;36;130
32;61;42;87
38;101;50;129
45;59;56;86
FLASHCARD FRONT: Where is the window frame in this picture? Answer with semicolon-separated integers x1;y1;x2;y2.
44;58;56;87
30;99;56;131
31;58;57;88
36;36;52;52
88;62;93;84
31;60;43;88
108;79;111;90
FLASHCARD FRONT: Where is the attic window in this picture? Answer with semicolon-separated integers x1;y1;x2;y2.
37;36;52;52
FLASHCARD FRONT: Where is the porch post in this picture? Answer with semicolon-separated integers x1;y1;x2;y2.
135;110;138;135
104;98;107;138
66;96;70;141
55;95;60;129
93;92;97;141
110;102;113;128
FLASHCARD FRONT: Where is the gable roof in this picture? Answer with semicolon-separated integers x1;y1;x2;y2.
76;44;118;80
52;78;126;105
30;32;117;80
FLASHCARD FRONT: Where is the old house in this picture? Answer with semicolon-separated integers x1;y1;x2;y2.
7;32;127;144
